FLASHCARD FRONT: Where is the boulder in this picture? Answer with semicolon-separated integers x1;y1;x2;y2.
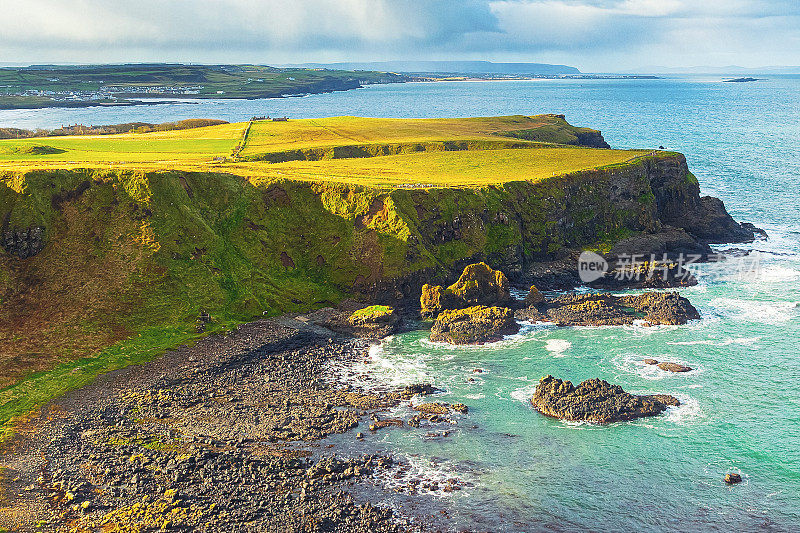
347;305;399;337
420;284;445;318
430;305;519;345
531;375;680;423
619;292;700;325
524;285;545;306
447;262;511;307
657;362;692;373
644;358;659;365
725;473;742;484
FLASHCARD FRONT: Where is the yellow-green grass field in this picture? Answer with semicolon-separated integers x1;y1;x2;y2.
0;121;247;164
235;147;647;187
0;115;650;187
240;115;576;153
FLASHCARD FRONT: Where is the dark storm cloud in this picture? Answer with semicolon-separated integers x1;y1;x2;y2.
0;1;798;70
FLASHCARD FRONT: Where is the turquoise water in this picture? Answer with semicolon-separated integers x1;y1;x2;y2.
4;76;799;531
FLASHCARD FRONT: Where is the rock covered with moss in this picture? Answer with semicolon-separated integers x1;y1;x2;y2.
420;284;446;318
420;262;511;317
448;262;511;306
346;305;399;338
531;375;680;423
430;305;519;344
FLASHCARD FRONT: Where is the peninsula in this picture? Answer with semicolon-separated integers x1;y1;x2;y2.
0;115;757;531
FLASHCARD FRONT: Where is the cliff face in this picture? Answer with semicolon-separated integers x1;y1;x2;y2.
645;153;754;243
0;154;750;384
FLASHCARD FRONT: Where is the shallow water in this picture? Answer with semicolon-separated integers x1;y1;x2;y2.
4;76;800;531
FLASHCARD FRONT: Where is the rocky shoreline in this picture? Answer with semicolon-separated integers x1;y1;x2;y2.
0;316;459;532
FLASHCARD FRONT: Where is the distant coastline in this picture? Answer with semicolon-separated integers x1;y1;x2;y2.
0;63;662;110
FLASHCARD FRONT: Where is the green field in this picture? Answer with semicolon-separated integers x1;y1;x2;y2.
0;115;648;186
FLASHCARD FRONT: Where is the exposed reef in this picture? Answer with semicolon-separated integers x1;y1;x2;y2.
516;291;700;327
531;375;680;423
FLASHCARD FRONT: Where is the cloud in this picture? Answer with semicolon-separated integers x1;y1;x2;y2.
0;0;798;70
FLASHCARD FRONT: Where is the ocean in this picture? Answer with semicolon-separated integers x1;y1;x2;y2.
3;76;799;531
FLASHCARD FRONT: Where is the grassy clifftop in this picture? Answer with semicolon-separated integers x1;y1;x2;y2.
0;115;642;186
0;116;679;437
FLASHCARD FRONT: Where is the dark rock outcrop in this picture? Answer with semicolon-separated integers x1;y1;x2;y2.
620;292;700;325
531;375;680;423
302;304;398;339
607;227;712;261
524;284;545;306
517;291;700;327
430;305;519;344
399;383;439;400
2;226;45;258
575;129;611;149
683;196;756;244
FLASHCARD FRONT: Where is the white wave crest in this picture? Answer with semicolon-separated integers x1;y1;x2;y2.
544;339;572;357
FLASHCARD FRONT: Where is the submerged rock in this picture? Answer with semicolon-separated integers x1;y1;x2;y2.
413;403;451;415
420;262;511;317
520;291;700;327
657;362;692;373
531;375;680;423
430;305;519;344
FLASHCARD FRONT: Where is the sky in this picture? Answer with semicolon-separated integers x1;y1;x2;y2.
0;0;798;72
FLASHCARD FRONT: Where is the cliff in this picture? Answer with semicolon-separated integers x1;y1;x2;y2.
0;151;752;431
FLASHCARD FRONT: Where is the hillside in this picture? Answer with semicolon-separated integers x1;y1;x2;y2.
0;115;734;438
0;64;408;109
